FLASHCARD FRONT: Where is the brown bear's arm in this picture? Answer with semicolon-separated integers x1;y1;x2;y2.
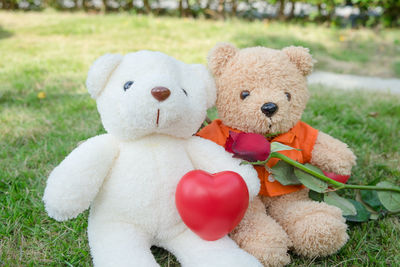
310;131;356;175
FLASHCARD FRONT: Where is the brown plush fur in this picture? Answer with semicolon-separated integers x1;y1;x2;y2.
310;132;356;175
262;190;348;258
230;197;292;266
207;43;357;266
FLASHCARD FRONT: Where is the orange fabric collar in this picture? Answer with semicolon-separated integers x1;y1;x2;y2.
197;119;318;197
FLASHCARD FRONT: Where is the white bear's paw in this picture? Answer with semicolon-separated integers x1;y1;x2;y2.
43;199;81;222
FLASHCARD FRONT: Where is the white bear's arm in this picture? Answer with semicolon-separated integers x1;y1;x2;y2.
43;134;119;221
185;136;260;200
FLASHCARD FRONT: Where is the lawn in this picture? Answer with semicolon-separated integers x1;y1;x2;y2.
0;10;399;266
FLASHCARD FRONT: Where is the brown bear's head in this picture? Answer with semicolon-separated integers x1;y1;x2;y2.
208;43;314;135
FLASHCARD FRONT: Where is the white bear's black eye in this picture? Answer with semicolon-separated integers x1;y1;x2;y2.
124;81;134;91
240;90;250;100
285;92;291;101
182;88;188;96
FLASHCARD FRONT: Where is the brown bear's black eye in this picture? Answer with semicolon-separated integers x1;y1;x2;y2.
124;81;134;91
285;92;291;101
240;90;250;100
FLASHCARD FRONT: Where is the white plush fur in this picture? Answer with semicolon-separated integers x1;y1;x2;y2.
93;51;217;141
43;51;261;267
86;53;123;99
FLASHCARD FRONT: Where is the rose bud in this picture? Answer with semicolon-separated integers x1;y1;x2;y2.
225;131;271;162
323;171;350;184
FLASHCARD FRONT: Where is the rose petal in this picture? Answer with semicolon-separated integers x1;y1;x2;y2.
231;133;271;162
323;171;350;184
225;131;239;153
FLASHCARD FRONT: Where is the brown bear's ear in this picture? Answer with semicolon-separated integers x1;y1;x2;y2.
282;46;314;76
207;43;238;77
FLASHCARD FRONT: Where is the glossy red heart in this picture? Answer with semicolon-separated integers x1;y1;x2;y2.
175;170;249;241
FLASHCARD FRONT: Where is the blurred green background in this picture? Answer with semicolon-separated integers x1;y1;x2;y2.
1;0;400;27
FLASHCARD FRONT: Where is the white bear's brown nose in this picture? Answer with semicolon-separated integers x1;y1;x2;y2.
261;102;278;117
151;87;171;102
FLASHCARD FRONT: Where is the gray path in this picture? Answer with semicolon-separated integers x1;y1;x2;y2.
308;71;400;94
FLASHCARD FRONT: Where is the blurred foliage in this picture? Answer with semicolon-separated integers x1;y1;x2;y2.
0;0;399;27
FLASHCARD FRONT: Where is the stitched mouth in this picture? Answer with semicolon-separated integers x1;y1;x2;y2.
268;118;277;130
265;117;272;129
267;117;284;136
156;109;160;126
264;117;274;132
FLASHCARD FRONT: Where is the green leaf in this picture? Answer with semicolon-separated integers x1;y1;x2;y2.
206;106;218;121
369;213;380;220
376;181;400;212
271;161;301;185
264;132;281;138
309;190;324;202
270;142;299;153
360;190;384;211
324;192;357;216
344;199;371;222
293;164;328;193
357;191;387;220
240;160;268;166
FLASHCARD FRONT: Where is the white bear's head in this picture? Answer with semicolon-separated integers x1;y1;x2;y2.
86;51;216;140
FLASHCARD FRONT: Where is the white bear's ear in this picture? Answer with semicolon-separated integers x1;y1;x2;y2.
207;43;238;77
86;53;123;99
191;64;217;109
282;46;314;76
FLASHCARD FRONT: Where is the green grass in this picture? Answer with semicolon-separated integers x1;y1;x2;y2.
394;61;400;77
0;10;399;266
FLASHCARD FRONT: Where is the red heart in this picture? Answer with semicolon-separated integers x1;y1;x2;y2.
175;170;249;241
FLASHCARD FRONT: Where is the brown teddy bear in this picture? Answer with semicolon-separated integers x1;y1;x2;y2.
197;43;357;266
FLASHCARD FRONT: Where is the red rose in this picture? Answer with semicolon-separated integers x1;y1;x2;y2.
323;171;350;184
225;131;271;162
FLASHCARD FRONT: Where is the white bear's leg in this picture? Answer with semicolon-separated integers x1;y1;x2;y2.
161;229;262;267
88;221;159;267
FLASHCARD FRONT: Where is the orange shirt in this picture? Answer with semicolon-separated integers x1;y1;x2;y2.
197;119;319;197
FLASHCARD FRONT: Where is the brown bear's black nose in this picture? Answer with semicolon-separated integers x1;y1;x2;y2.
151;87;171;102
261;102;278;117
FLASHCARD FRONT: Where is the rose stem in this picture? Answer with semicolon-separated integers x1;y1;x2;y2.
270;152;400;193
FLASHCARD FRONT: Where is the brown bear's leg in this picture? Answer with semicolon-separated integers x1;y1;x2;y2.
230;196;291;267
263;189;349;258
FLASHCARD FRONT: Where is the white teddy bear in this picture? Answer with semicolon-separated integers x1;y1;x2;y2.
43;51;262;267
